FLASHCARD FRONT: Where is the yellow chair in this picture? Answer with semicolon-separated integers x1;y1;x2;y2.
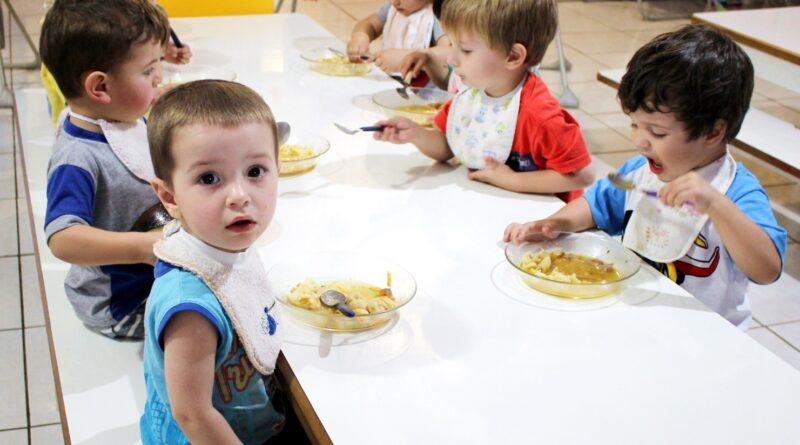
157;0;275;17
41;64;67;128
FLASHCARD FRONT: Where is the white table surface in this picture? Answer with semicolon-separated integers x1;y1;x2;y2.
692;7;800;65
17;14;800;445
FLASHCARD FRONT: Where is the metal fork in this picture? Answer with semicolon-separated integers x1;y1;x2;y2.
334;123;385;135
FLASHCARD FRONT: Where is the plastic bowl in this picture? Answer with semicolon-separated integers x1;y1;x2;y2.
278;136;330;177
505;232;641;299
268;252;416;331
300;47;371;76
372;87;452;127
159;63;236;87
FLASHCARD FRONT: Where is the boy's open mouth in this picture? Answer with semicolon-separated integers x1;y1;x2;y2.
647;157;664;174
226;218;256;233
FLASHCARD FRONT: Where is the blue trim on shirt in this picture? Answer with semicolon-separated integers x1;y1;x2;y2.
154;259;177;278
156;302;224;350
45;164;95;227
63;117;107;143
100;264;154;319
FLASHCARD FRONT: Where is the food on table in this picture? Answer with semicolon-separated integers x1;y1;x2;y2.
278;144;316;176
312;54;370;76
287;278;396;316
519;249;620;284
393;102;444;126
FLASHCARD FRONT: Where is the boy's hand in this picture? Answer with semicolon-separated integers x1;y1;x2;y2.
373;117;422;144
467;156;513;186
164;43;192;64
141;231;163;266
658;171;723;214
400;50;429;81
347;33;371;62
373;48;408;73
503;220;564;245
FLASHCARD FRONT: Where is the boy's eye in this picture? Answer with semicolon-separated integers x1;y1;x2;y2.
199;173;219;185
248;166;266;178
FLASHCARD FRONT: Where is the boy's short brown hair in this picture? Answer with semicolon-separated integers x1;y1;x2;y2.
148;80;278;184
619;25;753;142
40;0;169;99
440;0;558;66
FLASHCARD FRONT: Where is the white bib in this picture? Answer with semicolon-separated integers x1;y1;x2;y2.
68;110;155;182
445;78;524;170
623;153;736;263
154;224;282;375
382;4;435;50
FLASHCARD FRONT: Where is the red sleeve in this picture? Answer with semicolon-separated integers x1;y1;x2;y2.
535;111;592;175
433;97;453;133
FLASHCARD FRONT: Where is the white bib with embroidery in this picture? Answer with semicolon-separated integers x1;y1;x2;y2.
623;153;736;263
154;224;282;375
382;4;435;50
68;109;155;182
445;78;524;170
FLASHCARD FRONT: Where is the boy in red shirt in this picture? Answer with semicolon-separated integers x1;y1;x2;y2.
374;0;594;201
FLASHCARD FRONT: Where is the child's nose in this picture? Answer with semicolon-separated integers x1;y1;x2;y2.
226;179;250;208
446;50;458;67
631;130;650;150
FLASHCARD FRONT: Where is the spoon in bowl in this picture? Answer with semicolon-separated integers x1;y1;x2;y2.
327;46;370;62
389;73;414;99
319;290;355;317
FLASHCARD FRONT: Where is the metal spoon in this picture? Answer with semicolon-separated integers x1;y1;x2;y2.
389;73;414;99
319;290;355;317
327;46;369;62
334;123;385;135
277;121;291;146
607;173;698;214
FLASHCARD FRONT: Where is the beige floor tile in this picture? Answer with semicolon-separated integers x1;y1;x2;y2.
10;0;49;15
747;327;800;372
566;109;607;130
0;256;22;330
0;199;20;257
332;1;377;21
586;51;636;69
592;111;632;136
25;327;60;427
31;424;65;445
10;69;44;89
538;49;612;84
583;127;637;154
6;14;42;39
568;80;623;114
766;183;800;242
749;265;800;325
0;429;28;445
0;112;13;155
0;154;17;200
0;329;28;430
775;98;800;113
18;199;34;256
562;30;648;55
730;148;796;187
754;77;800;101
590;154;617;183
295;0;358;42
750;317;764;328
771;322;800;352
22;255;45;328
752;100;800;128
622;23;687;42
558;9;615;33
593;150;640;171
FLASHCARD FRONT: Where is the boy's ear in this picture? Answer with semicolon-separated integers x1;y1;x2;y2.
151;178;182;221
505;43;527;70
703;119;728;147
83;71;112;105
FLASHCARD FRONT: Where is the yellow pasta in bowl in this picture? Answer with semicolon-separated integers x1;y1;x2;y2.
372;87;451;127
506;232;640;299
278;137;330;177
269;253;415;331
300;47;371;76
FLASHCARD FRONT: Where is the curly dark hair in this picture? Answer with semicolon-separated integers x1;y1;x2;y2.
618;25;753;142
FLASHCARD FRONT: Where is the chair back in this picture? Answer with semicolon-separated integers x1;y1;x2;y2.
158;0;274;17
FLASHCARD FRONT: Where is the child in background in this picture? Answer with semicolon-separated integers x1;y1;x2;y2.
504;25;786;329
141;80;286;444
347;0;450;77
375;0;594;202
40;0;169;339
398;0;458;92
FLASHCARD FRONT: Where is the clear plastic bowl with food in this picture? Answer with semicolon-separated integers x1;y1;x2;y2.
505;231;641;299
278;136;330;177
267;252;416;331
299;47;371;76
372;87;452;127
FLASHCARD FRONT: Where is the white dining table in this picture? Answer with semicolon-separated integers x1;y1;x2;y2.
16;13;800;445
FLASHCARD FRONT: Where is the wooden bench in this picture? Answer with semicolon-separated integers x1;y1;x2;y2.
597;68;800;179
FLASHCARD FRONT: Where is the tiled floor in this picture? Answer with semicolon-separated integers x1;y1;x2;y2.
1;0;799;442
